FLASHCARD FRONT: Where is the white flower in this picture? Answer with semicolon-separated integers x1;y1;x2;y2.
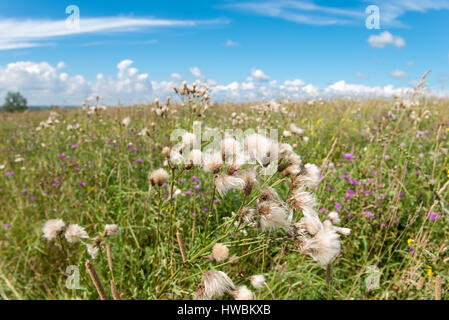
65;224;89;243
122;117;131;127
42;219;65;241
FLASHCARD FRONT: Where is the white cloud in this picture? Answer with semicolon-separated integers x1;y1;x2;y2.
0;17;229;50
225;39;239;46
189;66;203;79
325;80;410;96
1;60;439;105
250;68;271;81
368;31;405;48
170;73;182;81
390;70;409;78
0;61;90;104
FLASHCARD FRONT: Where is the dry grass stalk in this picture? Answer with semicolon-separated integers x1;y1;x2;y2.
110;280;121;300
85;260;108;300
176;231;188;263
435;275;442;300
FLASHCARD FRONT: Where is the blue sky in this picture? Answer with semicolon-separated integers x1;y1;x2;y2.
0;0;448;105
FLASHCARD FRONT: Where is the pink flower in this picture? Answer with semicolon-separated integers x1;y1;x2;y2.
79;182;86;187
342;153;354;160
59;153;67;159
365;211;374;219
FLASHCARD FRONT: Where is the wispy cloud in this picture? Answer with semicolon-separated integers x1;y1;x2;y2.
369;0;449;27
223;1;362;26
390;69;408;78
221;0;449;27
225;39;240;46
0;16;229;50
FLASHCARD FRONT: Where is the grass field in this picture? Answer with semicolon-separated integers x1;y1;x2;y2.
0;86;448;300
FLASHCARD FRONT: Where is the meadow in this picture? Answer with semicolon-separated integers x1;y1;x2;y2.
0;82;448;300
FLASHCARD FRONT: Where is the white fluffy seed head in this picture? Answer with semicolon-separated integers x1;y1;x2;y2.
239;169;258;196
87;244;99;259
203;152;224;173
189;149;202;166
297;210;323;236
328;211;341;225
258;201;292;232
162;146;171;158
221;138;241;160
244;134;278;167
288;187;317;212
104;224;120;237
303;220;341;266
214;174;245;197
278;143;293;158
211;243;229;262
290;123;304;135
237;207;256;223
149;168;169;186
65;224;89;243
231;285;255;300
249;275;266;290
42;219;65;241
199;271;235;300
122;117;131;127
303;163;321;188
182;132;196;148
333;226;351;235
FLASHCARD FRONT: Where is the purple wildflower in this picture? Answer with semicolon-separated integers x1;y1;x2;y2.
427;212;440;221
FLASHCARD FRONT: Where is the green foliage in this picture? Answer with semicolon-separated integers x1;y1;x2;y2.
0;98;448;300
2;91;28;112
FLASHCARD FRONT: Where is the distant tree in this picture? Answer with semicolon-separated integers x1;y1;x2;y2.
2;91;28;112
